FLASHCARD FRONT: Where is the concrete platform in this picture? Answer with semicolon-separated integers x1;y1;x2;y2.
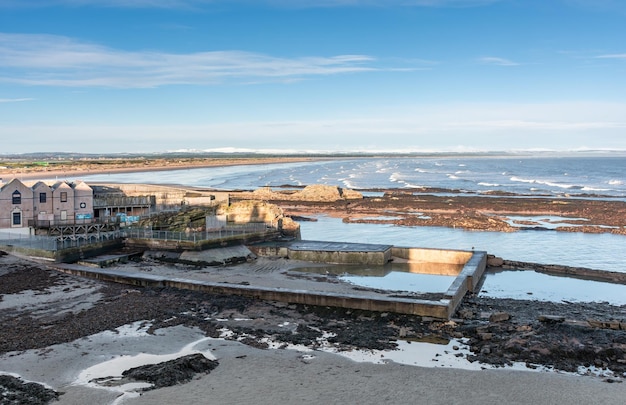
53;240;487;319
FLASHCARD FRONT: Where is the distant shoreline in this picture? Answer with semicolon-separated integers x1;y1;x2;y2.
0;156;322;182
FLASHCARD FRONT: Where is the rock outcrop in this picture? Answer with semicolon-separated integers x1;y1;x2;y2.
135;201;300;238
236;184;363;202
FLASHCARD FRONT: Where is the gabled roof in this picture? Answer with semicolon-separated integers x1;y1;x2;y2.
71;181;93;191
0;178;25;192
32;181;51;191
51;181;72;191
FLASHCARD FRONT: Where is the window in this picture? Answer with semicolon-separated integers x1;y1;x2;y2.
12;190;21;204
40;193;47;203
12;212;21;226
60;192;67;202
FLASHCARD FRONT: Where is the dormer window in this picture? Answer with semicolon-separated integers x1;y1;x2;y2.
12;190;21;204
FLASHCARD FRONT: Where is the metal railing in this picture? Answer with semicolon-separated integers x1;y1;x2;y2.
0;230;123;251
0;222;278;253
123;222;277;243
28;217;121;228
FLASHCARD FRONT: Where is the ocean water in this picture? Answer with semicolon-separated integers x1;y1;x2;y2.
298;215;626;304
77;155;626;276
80;155;626;198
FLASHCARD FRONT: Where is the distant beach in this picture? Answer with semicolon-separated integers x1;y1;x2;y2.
0;156;320;182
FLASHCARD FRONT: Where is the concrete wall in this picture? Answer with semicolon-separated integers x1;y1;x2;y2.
390;247;475;276
94;183;229;207
54;239;124;263
250;243;393;265
288;249;391;265
53;265;451;318
247;244;290;258
124;230;282;252
392;247;473;264
443;251;487;316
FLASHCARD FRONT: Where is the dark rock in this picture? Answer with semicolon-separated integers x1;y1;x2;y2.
122;353;219;389
487;256;504;267
489;312;511;322
538;315;565;324
0;375;59;405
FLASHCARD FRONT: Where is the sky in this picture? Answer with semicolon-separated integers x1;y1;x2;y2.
1;0;625;154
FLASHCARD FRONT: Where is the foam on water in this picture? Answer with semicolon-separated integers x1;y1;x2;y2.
75;156;626;198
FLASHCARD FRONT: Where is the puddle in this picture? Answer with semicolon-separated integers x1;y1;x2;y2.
327;339;486;369
73;324;216;404
480;269;626;305
355;216;403;221
293;263;459;294
503;215;590;229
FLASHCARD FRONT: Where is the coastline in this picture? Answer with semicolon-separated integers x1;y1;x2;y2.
0;156;321;182
2;253;626;404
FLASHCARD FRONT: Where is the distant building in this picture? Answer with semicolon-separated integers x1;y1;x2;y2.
0;178;93;230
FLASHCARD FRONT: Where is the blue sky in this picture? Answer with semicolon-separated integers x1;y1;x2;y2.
1;0;625;154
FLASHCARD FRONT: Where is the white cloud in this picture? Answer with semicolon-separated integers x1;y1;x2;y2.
0;33;389;88
595;54;626;59
0;97;33;103
478;56;520;66
4;101;625;153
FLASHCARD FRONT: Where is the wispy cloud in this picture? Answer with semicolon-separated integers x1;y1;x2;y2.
0;33;400;88
595;53;626;59
0;97;33;103
0;0;501;9
4;102;625;153
478;56;520;66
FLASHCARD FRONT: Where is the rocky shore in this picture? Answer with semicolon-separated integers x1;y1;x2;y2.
231;186;626;235
2;251;626;403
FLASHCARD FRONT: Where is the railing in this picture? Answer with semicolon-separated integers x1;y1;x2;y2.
28;217;121;228
0;230;123;251
0;222;278;253
93;195;156;208
123;222;277;243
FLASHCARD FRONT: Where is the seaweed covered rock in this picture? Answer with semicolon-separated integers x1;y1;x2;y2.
122;353;219;390
0;375;59;405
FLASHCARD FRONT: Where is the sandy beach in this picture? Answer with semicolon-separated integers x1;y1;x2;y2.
0;157;319;182
2;251;626;404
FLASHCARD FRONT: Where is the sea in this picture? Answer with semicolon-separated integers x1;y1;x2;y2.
78;155;626;304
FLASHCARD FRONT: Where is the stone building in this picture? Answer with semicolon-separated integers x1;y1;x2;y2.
0;178;93;230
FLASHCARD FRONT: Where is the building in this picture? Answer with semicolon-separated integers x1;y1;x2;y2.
1;179;228;232
0;178;35;230
0;178;93;230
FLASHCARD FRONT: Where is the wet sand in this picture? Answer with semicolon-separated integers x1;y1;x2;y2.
2;252;626;404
